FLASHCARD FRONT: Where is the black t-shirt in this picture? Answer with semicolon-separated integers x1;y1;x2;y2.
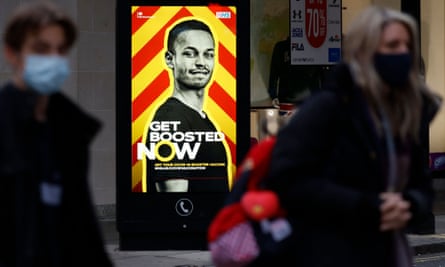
145;98;229;192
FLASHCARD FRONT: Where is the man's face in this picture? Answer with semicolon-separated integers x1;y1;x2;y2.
11;24;68;73
167;29;215;90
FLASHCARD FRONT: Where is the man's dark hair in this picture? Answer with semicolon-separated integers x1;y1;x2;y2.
3;1;77;52
167;19;213;52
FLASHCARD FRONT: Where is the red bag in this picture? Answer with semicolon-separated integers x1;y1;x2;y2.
208;137;294;267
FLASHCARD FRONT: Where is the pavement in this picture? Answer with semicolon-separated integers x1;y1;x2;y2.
100;215;445;267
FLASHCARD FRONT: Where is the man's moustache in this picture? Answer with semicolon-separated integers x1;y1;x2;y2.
190;69;210;74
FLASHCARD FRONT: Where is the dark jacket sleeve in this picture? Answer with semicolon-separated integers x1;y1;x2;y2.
49;93;102;145
263;90;381;229
48;94;113;266
403;94;440;231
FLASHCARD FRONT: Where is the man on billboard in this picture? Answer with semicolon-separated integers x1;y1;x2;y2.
145;19;229;193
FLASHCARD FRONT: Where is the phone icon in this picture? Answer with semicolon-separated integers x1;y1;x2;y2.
175;198;193;216
179;201;189;213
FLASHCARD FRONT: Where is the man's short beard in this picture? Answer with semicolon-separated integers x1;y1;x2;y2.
178;79;209;91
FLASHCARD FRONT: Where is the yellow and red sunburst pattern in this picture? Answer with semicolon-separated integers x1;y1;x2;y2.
131;5;237;192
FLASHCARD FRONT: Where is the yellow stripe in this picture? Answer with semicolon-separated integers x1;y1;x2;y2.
131;53;168;101
227;157;234;189
132;161;142;189
132;90;171;145
213;65;236;99
230;164;237;189
132;7;182;57
205;96;236;189
205;97;236;143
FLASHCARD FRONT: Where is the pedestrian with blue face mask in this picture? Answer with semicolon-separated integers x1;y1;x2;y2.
23;54;70;95
0;2;113;266
262;5;442;267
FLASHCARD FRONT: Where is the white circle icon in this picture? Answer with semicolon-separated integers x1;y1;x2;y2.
175;198;193;216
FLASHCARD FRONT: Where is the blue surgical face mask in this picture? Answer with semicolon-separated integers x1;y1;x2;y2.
374;53;412;88
23;54;70;95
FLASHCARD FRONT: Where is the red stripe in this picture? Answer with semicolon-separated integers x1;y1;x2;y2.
208;81;236;122
131;6;161;34
218;43;236;79
132;136;143;166
207;5;236;35
132;70;170;122
132;8;193;78
132;181;142;192
131;34;164;78
131;135;143;193
207;80;237;165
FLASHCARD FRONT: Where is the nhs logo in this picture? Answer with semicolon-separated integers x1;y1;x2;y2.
216;11;231;19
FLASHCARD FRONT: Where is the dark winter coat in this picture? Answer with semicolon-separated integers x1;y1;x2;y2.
0;83;113;267
263;63;438;267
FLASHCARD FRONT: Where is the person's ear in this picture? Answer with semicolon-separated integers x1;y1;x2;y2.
165;51;174;69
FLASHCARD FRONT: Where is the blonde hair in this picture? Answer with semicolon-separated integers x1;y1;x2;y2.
343;5;438;141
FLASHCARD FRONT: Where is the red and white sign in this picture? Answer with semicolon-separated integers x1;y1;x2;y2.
290;0;342;65
305;0;327;48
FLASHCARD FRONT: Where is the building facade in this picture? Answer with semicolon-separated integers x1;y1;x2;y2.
0;0;444;219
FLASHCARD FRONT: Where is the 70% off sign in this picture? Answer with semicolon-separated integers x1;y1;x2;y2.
290;0;341;65
305;0;327;48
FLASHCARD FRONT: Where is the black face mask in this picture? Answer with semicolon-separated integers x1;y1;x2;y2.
374;53;412;88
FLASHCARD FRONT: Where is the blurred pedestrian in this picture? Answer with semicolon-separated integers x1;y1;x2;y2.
0;1;113;266
263;5;441;267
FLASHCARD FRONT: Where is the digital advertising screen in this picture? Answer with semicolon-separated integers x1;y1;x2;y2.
116;0;249;250
131;5;237;193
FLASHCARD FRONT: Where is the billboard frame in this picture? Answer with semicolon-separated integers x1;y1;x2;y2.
116;0;250;250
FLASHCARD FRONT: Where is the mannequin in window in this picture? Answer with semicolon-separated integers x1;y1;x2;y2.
268;36;323;107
